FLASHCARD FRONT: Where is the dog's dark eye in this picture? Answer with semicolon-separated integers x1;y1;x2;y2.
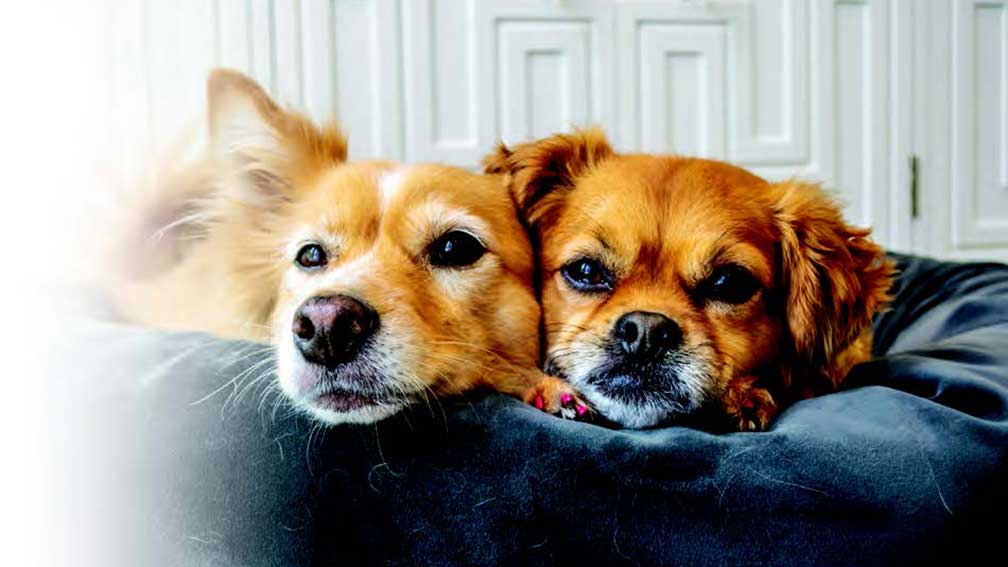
702;264;760;304
295;244;327;270
561;258;614;292
428;230;486;268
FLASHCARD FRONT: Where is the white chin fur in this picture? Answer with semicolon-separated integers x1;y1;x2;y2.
302;400;406;425
582;387;673;429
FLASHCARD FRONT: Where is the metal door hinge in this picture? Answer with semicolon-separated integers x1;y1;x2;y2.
909;154;920;219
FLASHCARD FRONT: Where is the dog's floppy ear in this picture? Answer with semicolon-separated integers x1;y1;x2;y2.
772;181;894;382
207;68;347;201
482;127;614;225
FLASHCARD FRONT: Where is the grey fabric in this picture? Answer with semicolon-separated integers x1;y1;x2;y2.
50;253;1008;566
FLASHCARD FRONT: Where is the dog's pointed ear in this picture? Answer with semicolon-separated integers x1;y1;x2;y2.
207;68;347;201
772;181;894;382
481;127;614;225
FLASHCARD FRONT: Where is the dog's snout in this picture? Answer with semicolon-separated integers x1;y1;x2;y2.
613;311;682;360
292;295;379;367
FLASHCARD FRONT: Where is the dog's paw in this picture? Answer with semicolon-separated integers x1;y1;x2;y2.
523;375;591;420
724;376;777;432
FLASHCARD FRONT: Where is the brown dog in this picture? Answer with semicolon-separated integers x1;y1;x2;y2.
484;128;894;430
112;69;581;424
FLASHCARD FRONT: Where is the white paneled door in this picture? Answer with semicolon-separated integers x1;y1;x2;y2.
105;0;1008;263
950;0;1008;256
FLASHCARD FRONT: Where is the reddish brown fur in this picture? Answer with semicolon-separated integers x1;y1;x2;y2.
484;128;894;430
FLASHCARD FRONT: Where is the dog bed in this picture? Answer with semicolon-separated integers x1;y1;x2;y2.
51;253;1008;566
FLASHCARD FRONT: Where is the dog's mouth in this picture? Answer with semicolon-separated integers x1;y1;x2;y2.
312;387;387;412
298;379;410;424
557;351;716;428
283;349;416;423
589;364;693;405
301;360;409;409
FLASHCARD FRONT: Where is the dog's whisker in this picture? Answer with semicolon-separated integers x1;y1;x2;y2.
211;356;277;410
220;362;278;416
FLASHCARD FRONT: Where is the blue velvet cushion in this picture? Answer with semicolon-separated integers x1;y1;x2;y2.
53;253;1008;566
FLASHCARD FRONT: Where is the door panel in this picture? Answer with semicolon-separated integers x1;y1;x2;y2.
951;0;1008;253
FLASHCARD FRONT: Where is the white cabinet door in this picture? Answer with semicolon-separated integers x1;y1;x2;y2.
947;0;1008;260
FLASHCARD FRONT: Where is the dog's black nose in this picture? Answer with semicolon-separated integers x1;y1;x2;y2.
613;311;682;360
292;295;379;367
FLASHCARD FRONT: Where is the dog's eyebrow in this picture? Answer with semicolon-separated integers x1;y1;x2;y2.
707;244;731;267
704;228;737;266
589;229;615;253
701;237;774;286
703;239;753;277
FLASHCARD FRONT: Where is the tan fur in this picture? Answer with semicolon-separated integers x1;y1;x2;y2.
484;128;895;431
111;69;578;424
